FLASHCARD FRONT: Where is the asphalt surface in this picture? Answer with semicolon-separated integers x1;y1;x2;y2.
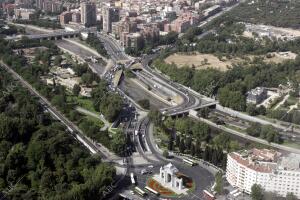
55;39;106;76
133;117;215;200
119;77;170;110
79;32;216;199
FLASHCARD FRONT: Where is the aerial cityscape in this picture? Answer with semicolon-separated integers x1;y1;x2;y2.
0;0;299;199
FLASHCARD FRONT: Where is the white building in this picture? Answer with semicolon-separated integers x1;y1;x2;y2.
226;148;300;199
159;163;183;190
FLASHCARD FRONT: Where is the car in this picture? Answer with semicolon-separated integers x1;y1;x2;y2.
148;165;154;169
141;169;147;175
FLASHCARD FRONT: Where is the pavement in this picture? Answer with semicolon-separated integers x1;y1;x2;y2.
55;39;113;78
140;118;215;199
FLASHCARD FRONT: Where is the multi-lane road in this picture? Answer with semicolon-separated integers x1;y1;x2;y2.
97;32;217;199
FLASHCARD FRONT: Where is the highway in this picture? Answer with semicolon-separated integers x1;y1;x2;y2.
91;34;224;199
55;39;107;77
141;53;216;116
97;33;216;117
97;32;128;62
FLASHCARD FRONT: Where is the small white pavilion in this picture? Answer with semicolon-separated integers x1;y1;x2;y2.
159;163;183;190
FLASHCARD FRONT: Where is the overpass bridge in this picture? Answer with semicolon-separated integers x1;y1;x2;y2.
6;30;81;41
162;101;218;117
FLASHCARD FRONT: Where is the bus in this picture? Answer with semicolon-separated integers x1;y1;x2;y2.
203;190;216;200
130;173;136;185
134;186;146;197
144;186;159;195
183;158;197;166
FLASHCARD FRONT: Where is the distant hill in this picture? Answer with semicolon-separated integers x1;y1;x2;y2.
226;0;300;29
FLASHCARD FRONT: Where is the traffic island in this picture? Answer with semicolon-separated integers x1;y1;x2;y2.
145;163;195;198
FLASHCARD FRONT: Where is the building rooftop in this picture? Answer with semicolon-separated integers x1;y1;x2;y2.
278;153;300;171
230;148;300;173
248;87;266;96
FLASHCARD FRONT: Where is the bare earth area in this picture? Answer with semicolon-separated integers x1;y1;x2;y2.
165;51;298;71
165;53;235;71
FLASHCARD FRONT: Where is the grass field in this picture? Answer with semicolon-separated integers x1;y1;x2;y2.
164;52;297;71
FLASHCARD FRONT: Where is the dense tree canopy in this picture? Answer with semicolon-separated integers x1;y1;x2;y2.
0;69;115;200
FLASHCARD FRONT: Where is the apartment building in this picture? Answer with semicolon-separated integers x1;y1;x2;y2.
226;149;300;199
102;6;120;33
36;0;62;13
14;8;35;20
81;2;97;27
59;11;72;25
112;17;137;38
246;87;268;104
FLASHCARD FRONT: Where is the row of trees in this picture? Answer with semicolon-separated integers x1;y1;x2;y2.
0;24;25;35
14;19;61;29
267;109;300;125
246;123;282;144
251;184;297;200
0;68;116;199
148;110;240;169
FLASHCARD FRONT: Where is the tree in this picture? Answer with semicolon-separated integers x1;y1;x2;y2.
175;135;180;147
179;138;185;153
167;135;174;151
195;139;202;158
137;99;150;110
81;73;93;86
286;192;297;200
110;130;126;156
148;109;162;127
257;105;266;115
198;107;210;118
247;103;258;116
164;117;175;130
213;171;223;194
72;84;81;96
246;123;261;137
51;95;66;110
229;140;240;151
251;184;264;200
163;150;169;158
54;55;62;66
218;87;246;111
190;144;195;156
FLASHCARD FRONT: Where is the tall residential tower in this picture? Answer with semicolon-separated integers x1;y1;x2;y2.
102;7;120;33
81;2;96;27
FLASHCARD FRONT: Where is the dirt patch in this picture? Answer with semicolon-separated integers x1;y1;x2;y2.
263;52;297;64
165;53;238;71
164;51;297;71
